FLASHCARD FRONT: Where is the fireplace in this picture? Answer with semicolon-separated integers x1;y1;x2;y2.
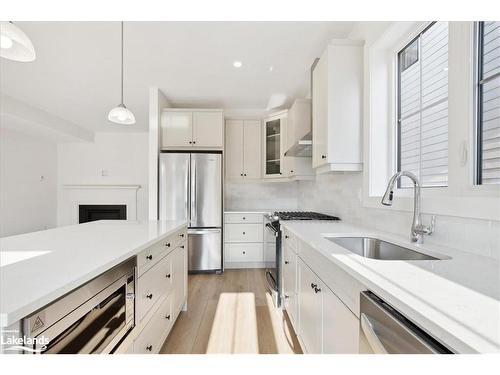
79;205;127;224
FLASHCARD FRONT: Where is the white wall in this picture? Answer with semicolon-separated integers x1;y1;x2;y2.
0;128;58;237
57;132;149;222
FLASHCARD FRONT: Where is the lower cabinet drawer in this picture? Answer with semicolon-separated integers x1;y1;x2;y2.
136;253;172;322
225;243;263;262
225;212;264;224
133;293;173;354
224;223;263;242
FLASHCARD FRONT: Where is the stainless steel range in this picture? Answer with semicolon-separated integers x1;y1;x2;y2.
264;211;340;307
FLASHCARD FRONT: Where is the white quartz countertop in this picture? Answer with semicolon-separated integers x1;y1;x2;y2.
0;220;187;327
281;221;500;353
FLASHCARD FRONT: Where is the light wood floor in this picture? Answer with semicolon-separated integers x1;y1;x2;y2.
160;269;302;354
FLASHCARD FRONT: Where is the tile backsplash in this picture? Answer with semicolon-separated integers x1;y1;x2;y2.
225;181;299;211
224;173;499;259
298;173;500;259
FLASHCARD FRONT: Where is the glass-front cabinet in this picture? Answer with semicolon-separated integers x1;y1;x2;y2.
263;111;287;178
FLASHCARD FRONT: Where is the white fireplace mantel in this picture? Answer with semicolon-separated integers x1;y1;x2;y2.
58;184;142;226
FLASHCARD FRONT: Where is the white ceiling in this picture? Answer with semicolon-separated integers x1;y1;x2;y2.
0;22;355;132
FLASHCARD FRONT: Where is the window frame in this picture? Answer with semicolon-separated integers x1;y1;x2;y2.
396;21;449;189
475;21;500;185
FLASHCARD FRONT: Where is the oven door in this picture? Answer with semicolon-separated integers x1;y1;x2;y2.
28;270;135;354
265;219;281;308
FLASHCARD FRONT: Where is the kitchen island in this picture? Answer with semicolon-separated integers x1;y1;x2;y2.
0;220;188;354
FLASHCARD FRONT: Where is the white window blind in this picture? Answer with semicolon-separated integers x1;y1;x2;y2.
478;21;500;185
398;22;449;188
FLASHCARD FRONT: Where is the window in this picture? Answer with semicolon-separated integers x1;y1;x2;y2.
397;22;449;188
476;21;500;185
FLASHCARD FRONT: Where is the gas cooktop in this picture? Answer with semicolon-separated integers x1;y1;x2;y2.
273;211;340;221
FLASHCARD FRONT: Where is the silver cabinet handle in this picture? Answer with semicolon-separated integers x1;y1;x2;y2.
360;313;388;354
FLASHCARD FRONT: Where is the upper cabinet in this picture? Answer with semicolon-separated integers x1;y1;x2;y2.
225;120;261;180
263;111;287;178
161;109;224;149
312;39;364;173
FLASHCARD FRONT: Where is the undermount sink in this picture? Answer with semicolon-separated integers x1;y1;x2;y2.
324;236;444;261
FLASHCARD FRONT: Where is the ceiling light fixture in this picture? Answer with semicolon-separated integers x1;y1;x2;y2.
0;21;36;62
108;21;136;125
233;60;243;68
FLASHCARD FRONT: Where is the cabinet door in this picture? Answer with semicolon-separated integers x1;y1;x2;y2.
243;120;261;179
225;120;244;179
193;111;224;148
298;258;323;354
172;244;187;313
322;286;359;353
263;117;284;177
312;55;328;168
162;111;193;148
283;245;298;330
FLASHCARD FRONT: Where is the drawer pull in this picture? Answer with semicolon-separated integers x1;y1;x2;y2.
284;260;289;265
166;314;171;320
146;345;153;351
242;232;246;235
284;294;289;299
166;273;171;279
180;245;185;249
165;242;171;247
314;287;321;294
146;254;153;260
242;251;246;254
180;233;185;238
146;293;153;299
322;155;327;159
310;283;317;289
285;235;289;239
242;217;246;220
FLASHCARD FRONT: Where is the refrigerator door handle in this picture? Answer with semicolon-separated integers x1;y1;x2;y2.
190;158;197;225
188;228;222;235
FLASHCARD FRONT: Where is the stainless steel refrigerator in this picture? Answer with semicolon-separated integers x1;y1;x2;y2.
159;152;222;273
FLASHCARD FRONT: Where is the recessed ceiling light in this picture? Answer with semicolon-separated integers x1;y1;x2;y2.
269;66;274;72
233;60;242;68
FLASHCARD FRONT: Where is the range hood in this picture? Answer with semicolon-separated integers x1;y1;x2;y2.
284;132;312;157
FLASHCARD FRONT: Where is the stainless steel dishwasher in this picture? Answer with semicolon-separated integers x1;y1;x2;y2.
359;291;452;354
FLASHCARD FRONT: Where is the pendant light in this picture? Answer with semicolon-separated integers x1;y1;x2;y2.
108;21;135;125
0;21;36;62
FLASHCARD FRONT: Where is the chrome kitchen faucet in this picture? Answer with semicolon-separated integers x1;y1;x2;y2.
381;171;435;244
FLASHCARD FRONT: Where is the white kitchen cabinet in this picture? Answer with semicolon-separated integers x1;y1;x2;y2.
224;212;270;269
224;223;263;243
322;285;360;354
297;244;360;354
161;111;193;148
193;111;224;148
225;243;264;262
116;226;188;354
283;243;298;331
298;258;323;354
312;39;364;173
225;120;244;179
243;120;262;179
225;120;261;180
263;111;287;178
161;109;223;149
172;243;187;314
